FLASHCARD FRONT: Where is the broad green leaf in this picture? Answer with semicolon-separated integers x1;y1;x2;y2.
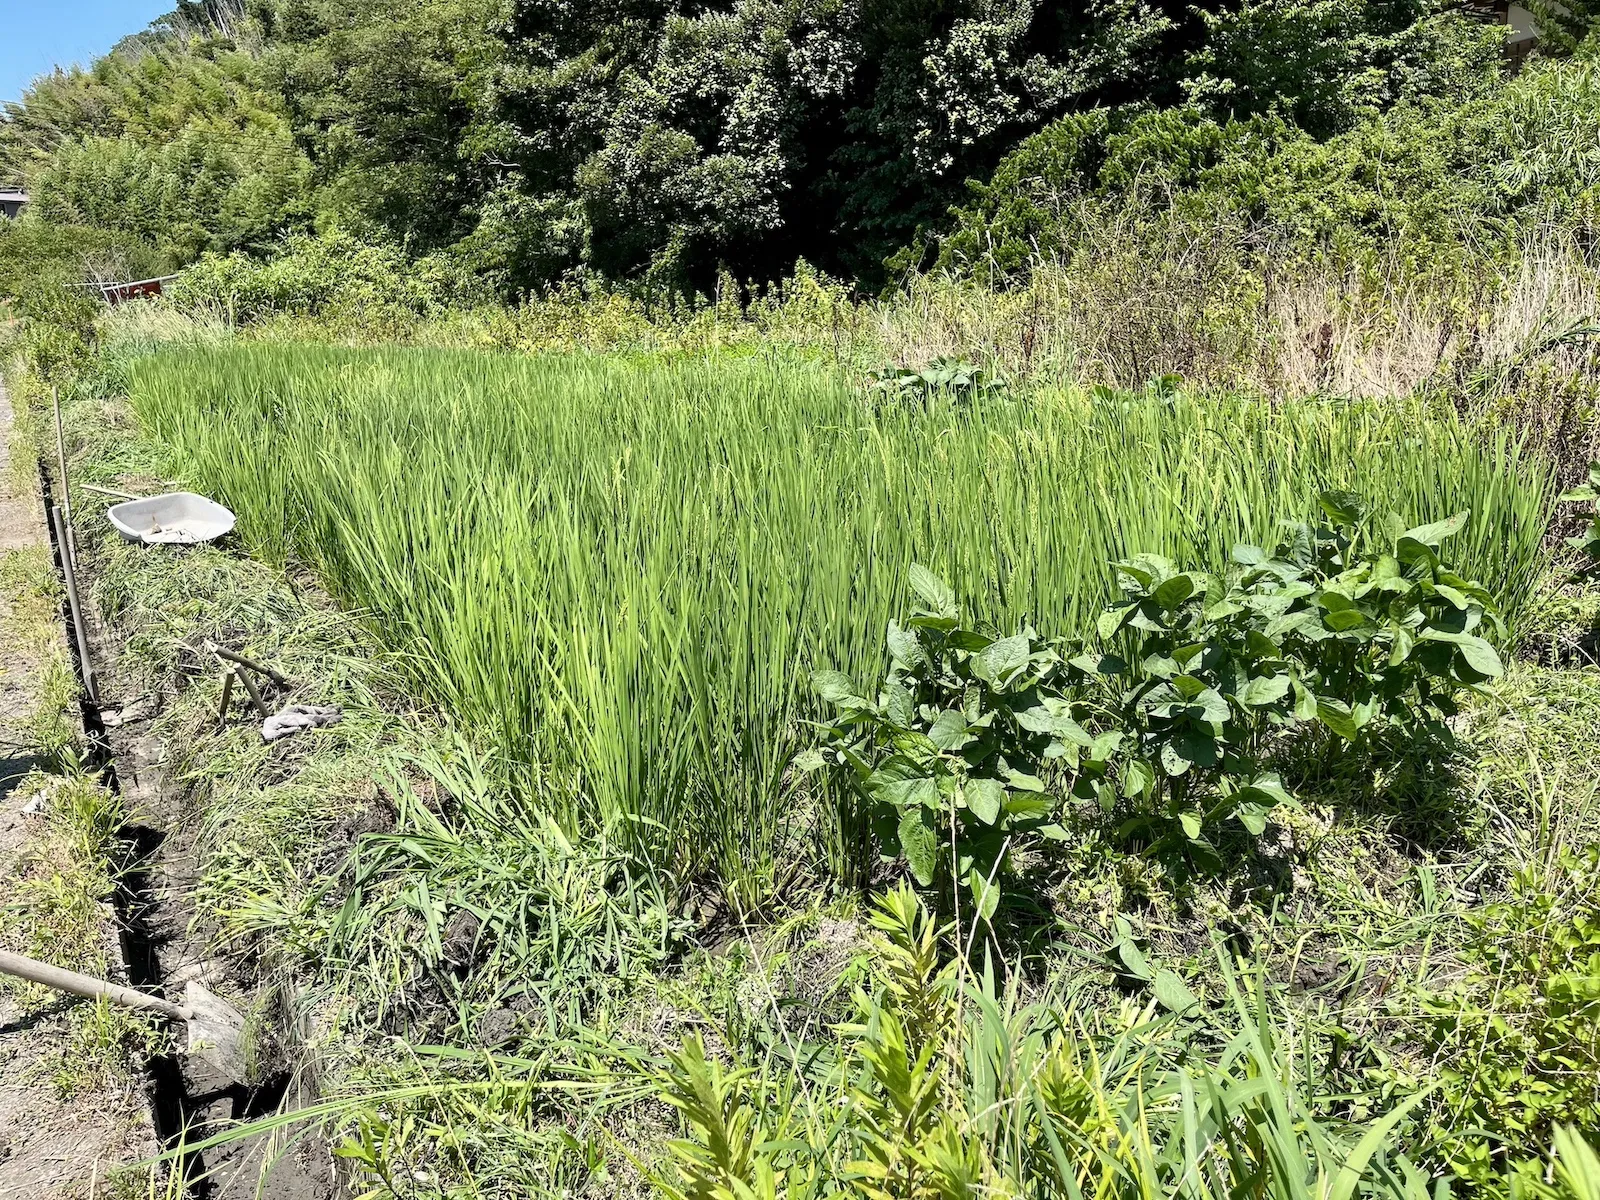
1004;767;1047;792
1323;608;1375;633
1318;488;1366;527
874;774;940;810
1178;811;1202;840
1097;605;1135;640
1016;699;1092;745
1395;537;1439;568
1090;731;1123;761
1142;653;1181;679
793;748;826;773
1419;629;1504;678
964;778;1005;825
811;670;863;706
968;870;1000;921
1235;802;1268;835
1153;968;1200;1014
1388;625;1415;666
1160;740;1192;776
1123;758;1156;800
1245;630;1281;658
1265;610;1317;639
1400;511;1469;547
1174;727;1220;767
886;622;928;669
1293;681;1318;720
1239;774;1293;805
1193;688;1230;723
1239;673;1291;706
947;629;994;652
1231;543;1266;565
1317;697;1358;741
1112;559;1155;589
928;708;970;750
899;807;939;886
1003;792;1054;819
972;634;1030;685
1115;938;1154;981
1153;574;1196;610
908;564;956;614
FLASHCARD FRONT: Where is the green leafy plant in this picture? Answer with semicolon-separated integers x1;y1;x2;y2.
867;358;1007;406
1090;491;1505;855
1558;461;1600;562
809;494;1504;909
649;885;1444;1200
803;565;1093;919
1421;845;1600;1191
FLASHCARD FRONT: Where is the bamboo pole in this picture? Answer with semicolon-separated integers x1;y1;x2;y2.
51;504;97;704
52;387;77;570
80;483;142;501
234;662;271;718
208;643;289;686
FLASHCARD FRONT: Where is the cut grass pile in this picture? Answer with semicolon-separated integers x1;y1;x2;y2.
125;343;1555;910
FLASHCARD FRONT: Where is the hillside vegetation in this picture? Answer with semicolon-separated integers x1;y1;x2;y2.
0;0;1590;296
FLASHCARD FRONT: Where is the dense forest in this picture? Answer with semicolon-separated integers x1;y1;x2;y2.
4;0;1597;298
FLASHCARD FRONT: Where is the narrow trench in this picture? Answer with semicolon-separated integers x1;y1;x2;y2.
37;459;215;1194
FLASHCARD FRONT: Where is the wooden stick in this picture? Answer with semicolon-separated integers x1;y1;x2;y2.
218;669;235;723
80;483;143;501
208;643;289;686
52;505;97;704
52;387;77;571
52;387;68;524
234;663;271;718
0;948;187;1022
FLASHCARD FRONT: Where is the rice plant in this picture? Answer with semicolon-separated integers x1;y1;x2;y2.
125;344;1555;909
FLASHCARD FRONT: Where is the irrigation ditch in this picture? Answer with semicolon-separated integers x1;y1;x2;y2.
38;445;335;1199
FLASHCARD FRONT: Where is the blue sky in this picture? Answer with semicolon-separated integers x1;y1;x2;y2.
2;2;173;106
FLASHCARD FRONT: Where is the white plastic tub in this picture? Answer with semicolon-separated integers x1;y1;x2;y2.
106;492;235;545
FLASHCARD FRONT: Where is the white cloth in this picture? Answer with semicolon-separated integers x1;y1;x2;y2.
261;704;343;743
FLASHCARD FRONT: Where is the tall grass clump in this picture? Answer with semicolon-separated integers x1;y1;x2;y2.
126;344;1553;908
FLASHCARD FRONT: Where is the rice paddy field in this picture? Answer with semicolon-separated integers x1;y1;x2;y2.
126;342;1555;914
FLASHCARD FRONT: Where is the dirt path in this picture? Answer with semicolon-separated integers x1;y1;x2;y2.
0;378;157;1197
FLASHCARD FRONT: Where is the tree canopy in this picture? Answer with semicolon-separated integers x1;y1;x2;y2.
0;0;1590;293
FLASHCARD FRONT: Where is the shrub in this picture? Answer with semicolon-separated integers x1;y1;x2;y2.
809;495;1504;912
937;56;1600;282
163;229;485;327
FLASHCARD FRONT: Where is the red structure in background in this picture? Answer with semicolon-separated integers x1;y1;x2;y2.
95;276;179;304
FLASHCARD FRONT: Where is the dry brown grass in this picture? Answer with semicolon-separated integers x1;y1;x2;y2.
863;224;1600;402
